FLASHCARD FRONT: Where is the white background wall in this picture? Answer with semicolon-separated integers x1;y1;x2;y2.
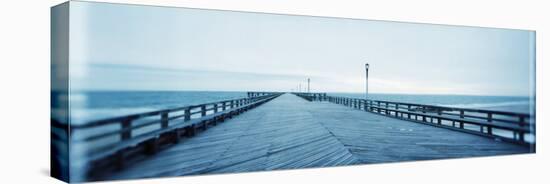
0;0;547;183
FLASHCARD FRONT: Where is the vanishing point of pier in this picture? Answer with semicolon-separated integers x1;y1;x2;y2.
51;92;535;181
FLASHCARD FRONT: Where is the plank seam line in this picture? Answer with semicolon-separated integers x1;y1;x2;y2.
201;109;269;173
302;108;363;164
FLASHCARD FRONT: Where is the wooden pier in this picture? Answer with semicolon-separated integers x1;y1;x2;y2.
53;92;535;182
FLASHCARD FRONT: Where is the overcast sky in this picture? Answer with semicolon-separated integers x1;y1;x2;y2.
68;1;535;96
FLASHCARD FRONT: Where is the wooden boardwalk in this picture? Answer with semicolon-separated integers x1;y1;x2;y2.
102;93;530;180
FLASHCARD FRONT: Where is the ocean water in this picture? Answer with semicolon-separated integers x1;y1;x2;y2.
70;91;534;125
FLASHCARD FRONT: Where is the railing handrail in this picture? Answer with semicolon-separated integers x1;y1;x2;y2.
72;93;283;129
363;99;532;118
300;94;532;121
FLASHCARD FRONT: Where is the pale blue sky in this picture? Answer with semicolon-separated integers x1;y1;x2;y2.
68;1;535;96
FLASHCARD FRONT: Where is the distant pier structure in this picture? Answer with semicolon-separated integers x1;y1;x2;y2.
247;91;276;97
53;91;535;182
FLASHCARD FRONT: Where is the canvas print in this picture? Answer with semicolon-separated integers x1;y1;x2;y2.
51;1;536;183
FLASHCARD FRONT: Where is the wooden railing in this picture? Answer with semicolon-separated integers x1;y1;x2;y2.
295;94;535;146
248;91;283;97
53;92;283;180
292;92;327;101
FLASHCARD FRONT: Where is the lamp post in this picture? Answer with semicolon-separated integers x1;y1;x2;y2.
307;78;310;93
365;63;369;99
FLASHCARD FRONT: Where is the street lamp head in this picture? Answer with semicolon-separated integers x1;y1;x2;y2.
365;63;369;69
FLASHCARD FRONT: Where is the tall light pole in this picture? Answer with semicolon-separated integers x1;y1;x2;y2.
365;63;369;99
307;78;310;93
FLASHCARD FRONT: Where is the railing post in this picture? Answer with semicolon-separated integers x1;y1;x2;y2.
407;105;411;119
231;100;234;108
121;119;132;140
486;113;493;135
458;110;465;128
421;106;426;122
184;108;191;121
214;103;218;113
222;101;226;111
377;101;381;113
437;110;442;125
395;104;399;117
161;112;169;129
201;105;206;117
395;104;399;110
518;116;526;142
368;100;371;111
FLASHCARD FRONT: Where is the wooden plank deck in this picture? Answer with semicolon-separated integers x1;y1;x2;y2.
102;93;530;180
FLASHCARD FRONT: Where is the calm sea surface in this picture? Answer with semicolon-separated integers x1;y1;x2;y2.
70;91;534;124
